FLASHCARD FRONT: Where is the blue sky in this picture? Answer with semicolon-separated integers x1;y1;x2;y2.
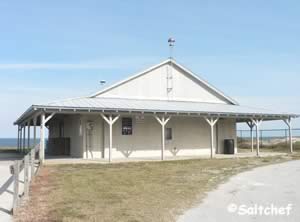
0;0;299;137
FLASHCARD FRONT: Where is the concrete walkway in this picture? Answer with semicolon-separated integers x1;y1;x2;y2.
0;153;24;222
178;160;300;222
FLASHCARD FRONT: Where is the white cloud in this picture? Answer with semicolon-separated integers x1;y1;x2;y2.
0;63;113;70
0;56;162;70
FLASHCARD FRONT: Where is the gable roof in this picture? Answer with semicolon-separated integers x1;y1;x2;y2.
90;59;239;105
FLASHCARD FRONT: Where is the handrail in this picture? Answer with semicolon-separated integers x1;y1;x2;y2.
34;143;40;153
10;143;41;214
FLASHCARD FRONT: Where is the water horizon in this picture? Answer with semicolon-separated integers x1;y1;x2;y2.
0;138;41;148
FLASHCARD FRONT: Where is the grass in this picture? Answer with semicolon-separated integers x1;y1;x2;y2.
0;146;17;153
15;153;300;222
238;141;300;153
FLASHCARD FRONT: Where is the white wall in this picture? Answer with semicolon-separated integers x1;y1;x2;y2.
49;114;237;159
97;63;229;104
48;115;84;158
81;115;104;159
64;115;84;158
102;115;237;159
217;119;237;154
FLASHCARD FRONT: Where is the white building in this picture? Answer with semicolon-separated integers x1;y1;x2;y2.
14;59;297;162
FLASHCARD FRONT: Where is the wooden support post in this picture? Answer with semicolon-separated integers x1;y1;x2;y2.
109;117;113;162
155;115;171;160
101;114;120;162
23;124;26;153
19;126;22;153
246;121;255;152
24;155;29;197
12;161;20;214
19;126;22;152
251;119;263;156
255;125;259;156
40;113;45;164
17;126;19;152
33;117;37;147
204;117;219;159
30;148;35;179
283;118;293;153
27;121;31;150
40;112;56;163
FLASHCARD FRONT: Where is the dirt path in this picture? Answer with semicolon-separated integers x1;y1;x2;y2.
178;160;300;222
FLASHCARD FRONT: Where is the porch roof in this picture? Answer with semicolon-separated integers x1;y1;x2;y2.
14;97;298;125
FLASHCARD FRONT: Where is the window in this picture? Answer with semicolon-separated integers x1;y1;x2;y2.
165;128;172;140
122;118;132;135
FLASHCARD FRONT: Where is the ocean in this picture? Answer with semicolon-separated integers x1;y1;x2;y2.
0;138;40;148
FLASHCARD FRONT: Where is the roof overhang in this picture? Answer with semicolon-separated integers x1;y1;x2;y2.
14;104;299;125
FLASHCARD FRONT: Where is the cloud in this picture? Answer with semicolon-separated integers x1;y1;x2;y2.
0;56;162;70
0;63;113;70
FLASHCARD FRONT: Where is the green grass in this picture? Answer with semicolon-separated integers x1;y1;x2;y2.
238;141;300;153
0;147;17;153
15;153;300;222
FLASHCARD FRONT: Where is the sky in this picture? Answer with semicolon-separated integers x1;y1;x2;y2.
0;0;299;137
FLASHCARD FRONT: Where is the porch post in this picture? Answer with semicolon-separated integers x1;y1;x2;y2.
255;125;259;155
204;117;219;159
155;115;171;160
101;114;120;162
19;126;22;152
40;113;45;164
23;123;26;153
17;126;19;152
246;121;255;152
27;121;31;150
33;117;37;147
283;117;293;153
251;119;262;156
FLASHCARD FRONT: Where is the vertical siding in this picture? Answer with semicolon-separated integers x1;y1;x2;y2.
81;115;104;159
217;119;237;154
49;114;237;159
102;115;236;158
64;115;83;158
97;63;228;104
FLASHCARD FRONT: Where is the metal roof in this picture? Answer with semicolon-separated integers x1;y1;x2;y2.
14;97;298;125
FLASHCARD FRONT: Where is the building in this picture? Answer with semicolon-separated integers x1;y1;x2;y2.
14;59;297;162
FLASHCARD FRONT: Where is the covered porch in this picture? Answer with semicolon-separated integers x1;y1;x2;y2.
14;98;297;163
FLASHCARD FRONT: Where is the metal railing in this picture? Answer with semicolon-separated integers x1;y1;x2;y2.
10;143;41;214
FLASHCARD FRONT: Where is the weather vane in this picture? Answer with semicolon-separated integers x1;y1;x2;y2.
168;37;175;59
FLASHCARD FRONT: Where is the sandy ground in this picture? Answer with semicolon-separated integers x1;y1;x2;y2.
178;160;300;222
0;153;24;222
